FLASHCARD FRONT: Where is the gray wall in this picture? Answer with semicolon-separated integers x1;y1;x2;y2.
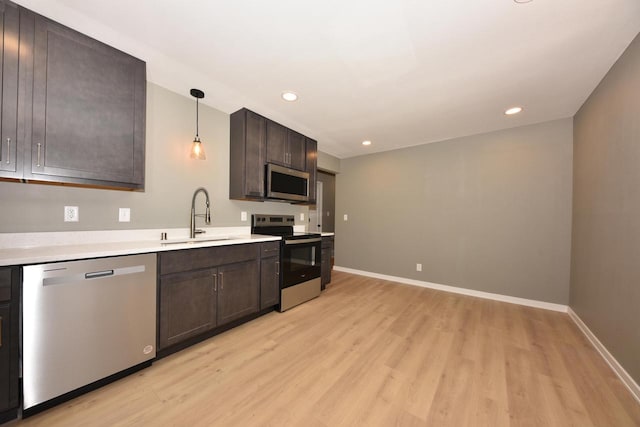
335;118;573;304
0;82;306;233
318;151;341;174
571;33;640;383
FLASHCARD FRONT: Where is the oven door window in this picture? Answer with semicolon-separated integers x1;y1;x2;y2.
282;242;321;288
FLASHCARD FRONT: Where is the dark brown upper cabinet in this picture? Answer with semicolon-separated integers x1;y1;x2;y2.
0;1;20;179
265;120;287;168
230;107;317;203
0;6;147;190
285;129;306;171
230;108;266;200
305;138;317;205
266;120;306;171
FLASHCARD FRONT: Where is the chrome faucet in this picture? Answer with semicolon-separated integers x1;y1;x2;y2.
190;187;211;238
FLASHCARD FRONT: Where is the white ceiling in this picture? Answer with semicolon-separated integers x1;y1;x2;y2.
15;0;640;159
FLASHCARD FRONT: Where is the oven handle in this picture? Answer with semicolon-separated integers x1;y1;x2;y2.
284;237;322;245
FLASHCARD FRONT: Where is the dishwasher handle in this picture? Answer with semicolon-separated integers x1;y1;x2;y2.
42;265;146;286
85;270;114;279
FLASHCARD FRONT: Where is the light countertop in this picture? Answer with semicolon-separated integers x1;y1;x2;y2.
0;227;280;266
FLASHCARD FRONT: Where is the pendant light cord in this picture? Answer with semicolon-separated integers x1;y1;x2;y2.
196;98;199;138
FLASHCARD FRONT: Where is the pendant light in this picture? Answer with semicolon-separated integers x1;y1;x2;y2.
190;88;206;160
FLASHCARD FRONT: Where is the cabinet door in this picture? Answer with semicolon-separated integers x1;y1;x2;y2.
0;266;18;417
0;1;19;178
260;256;279;309
27;13;146;189
305;138;317;204
321;247;332;288
244;110;266;197
266;120;287;167
0;303;11;413
230;109;266;200
217;260;259;325
287;130;306;171
159;269;217;350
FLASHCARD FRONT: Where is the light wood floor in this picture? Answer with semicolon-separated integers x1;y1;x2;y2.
14;271;640;426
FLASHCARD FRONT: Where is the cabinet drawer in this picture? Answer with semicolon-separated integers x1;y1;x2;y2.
159;243;260;275
260;241;280;257
0;269;11;302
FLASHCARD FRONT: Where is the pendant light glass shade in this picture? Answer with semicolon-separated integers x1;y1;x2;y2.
190;88;206;160
190;137;206;160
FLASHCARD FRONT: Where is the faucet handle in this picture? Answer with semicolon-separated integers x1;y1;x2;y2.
194;229;206;235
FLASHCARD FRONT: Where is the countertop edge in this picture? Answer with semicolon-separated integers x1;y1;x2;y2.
0;235;282;267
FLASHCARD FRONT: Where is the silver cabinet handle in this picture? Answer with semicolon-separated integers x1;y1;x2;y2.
213;273;217;292
5;138;9;164
219;272;224;290
36;142;42;167
275;261;280;276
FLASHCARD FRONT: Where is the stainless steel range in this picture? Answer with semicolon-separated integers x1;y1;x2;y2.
252;214;321;311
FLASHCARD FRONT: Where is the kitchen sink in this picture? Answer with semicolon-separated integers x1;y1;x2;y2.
161;236;239;245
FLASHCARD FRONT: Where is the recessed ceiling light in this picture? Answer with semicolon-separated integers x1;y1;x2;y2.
281;91;298;102
514;0;533;3
362;140;372;146
504;106;523;115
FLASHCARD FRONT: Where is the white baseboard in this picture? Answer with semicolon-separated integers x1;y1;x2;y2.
333;266;568;312
567;308;640;404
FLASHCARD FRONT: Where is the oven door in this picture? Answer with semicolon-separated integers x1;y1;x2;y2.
282;237;321;288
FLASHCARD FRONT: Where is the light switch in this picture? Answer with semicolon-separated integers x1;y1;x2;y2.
119;208;131;222
241;211;248;221
300;213;305;221
343;214;348;221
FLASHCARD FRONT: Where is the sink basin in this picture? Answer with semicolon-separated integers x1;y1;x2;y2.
161;236;239;245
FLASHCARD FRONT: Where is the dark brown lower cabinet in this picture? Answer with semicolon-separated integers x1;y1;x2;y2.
0;267;19;423
260;242;280;309
321;236;334;289
159;269;217;350
158;242;277;352
217;260;259;325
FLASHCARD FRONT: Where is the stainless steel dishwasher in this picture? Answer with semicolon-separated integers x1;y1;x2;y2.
22;253;157;412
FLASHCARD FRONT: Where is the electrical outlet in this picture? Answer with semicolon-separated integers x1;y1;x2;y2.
241;211;247;221
300;213;305;221
416;263;422;272
343;214;348;221
64;206;79;222
119;208;131;222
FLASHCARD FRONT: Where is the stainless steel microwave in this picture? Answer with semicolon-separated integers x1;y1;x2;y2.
266;163;309;202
